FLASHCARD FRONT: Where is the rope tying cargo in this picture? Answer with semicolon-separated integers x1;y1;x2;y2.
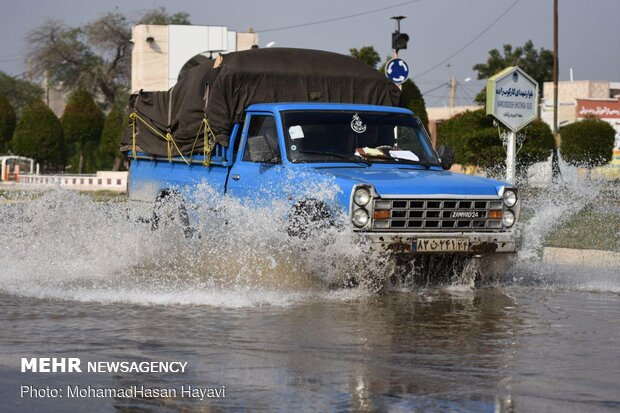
129;111;191;165
189;117;216;166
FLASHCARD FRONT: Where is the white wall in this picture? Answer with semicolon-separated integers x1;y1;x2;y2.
168;25;228;88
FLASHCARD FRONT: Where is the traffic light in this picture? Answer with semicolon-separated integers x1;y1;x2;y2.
392;32;410;51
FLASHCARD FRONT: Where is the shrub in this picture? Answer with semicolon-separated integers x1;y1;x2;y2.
401;79;429;131
0;95;16;152
98;106;126;170
61;89;104;173
518;119;555;169
560;117;615;167
0;71;43;116
11;100;65;171
437;109;554;174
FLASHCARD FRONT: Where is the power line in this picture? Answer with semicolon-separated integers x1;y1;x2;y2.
256;0;421;33
422;83;449;95
415;0;520;79
458;85;475;103
428;95;448;107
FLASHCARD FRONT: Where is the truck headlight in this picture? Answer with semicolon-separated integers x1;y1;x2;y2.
353;187;371;206
352;208;370;227
502;210;516;227
503;189;517;207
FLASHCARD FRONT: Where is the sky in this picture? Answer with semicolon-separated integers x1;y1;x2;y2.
0;0;618;107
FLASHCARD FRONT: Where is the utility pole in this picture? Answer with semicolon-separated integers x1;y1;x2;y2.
449;76;457;115
551;0;562;180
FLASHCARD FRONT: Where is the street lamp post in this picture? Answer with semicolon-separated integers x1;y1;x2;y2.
390;16;408;59
389;16;409;91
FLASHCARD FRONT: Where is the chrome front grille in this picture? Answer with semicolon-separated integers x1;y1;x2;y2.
372;198;504;232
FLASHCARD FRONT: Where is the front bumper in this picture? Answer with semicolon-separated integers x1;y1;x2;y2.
360;231;518;254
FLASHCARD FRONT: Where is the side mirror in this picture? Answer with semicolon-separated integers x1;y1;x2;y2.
437;145;454;170
246;135;280;163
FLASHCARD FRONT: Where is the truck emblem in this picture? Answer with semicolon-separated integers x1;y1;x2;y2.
351;113;367;134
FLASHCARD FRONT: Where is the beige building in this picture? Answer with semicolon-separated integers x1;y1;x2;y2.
131;24;258;92
541;80;620;129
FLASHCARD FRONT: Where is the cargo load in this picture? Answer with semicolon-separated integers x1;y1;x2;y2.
121;48;402;159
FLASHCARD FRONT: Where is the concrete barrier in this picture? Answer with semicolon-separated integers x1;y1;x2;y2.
18;171;128;193
543;247;620;268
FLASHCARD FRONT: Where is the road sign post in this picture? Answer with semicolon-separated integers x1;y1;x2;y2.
486;66;539;183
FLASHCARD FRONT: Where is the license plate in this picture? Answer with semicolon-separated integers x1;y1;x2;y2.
414;238;470;253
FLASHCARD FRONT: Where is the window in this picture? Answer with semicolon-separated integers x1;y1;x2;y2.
242;116;280;163
281;111;439;166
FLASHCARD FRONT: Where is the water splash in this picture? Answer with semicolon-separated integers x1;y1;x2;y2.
0;185;385;307
510;159;619;290
517;179;600;261
1;163;617;307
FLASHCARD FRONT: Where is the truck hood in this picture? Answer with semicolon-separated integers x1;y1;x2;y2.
314;166;508;198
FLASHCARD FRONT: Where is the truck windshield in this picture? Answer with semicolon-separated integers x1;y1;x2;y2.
281;110;440;166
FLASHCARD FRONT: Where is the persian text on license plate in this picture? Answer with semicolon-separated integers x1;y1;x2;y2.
415;238;470;253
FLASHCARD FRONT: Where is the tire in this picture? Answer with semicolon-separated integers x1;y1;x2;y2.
287;198;333;238
477;252;518;285
151;190;192;238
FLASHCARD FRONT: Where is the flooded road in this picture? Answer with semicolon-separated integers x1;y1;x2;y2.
1;284;619;412
0;188;619;412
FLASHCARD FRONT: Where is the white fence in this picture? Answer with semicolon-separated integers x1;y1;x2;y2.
19;171;128;193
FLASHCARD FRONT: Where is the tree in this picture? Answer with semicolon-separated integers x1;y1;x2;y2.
473;40;553;105
11;100;65;171
437;109;554;176
0;71;44;115
61;89;104;173
98;106;127;170
0;95;16;152
518;119;555;169
138;7;191;25
349;46;381;68
26;8;190;108
560;117;615;167
401;79;429;130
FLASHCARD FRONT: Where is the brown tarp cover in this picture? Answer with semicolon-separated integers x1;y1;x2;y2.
121;48;402;157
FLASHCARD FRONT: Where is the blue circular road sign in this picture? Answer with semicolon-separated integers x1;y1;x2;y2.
385;58;409;84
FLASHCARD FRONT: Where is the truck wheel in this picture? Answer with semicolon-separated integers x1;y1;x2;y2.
151;190;192;238
389;254;468;288
477;253;518;285
287;199;333;238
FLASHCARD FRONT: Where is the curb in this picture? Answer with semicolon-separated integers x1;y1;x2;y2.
543;247;620;268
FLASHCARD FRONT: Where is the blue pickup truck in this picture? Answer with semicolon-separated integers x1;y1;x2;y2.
124;48;520;286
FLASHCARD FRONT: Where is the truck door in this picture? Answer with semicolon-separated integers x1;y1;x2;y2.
226;113;286;204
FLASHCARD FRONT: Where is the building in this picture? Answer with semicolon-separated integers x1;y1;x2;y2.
131;24;258;92
541;80;620;148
